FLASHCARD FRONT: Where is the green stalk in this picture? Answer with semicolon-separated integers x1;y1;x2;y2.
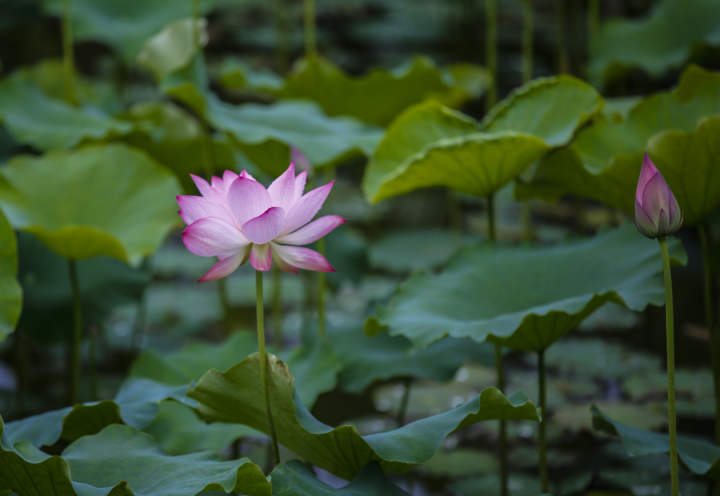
272;266;283;346
256;271;280;469
495;343;508;496
587;0;599;38
659;238;679;496
317;237;326;340
61;0;76;105
554;0;568;73
486;194;496;242
521;0;533;83
396;378;413;427
485;0;498;110
274;0;290;72
538;348;548;492
304;0;317;57
699;225;720;443
68;260;83;404
89;325;98;400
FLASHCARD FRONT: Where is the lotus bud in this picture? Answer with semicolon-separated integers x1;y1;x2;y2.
634;153;683;239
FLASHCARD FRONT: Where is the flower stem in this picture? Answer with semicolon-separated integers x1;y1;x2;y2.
304;0;316;57
61;0;76;105
317;237;326;340
521;0;533;83
538;348;548;492
68;260;83;404
485;0;497;110
256;271;280;469
396;377;413;426
486;194;496;242
554;0;568;74
587;0;599;38
274;0;289;72
699;225;720;444
495;342;508;496
272;266;283;346
659;238;679;496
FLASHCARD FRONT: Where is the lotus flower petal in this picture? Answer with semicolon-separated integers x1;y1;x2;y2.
182;217;248;257
268;163;297;211
227;177;272;225
634;154;682;238
177;195;234;225
190;174;213;197
242;207;286;245
276;215;345;245
283;181;334;234
272;244;335;272
250;243;272;271
294;170;308;200
291;145;312;172
199;250;249;282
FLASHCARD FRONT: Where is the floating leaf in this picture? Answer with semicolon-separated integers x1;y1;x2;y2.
0;144;181;265
137;18;207;80
589;0;720;86
275;55;487;126
366;224;685;350
363;76;602;203
592;406;720;478
269;461;408;495
1;418;272;496
0;77;132;150
188;352;539;480
0;208;21;343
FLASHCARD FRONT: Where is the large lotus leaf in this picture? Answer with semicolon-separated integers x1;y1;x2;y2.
269;461;408;495
0;144;182;265
517;114;720;226
39;0;217;63
188;352;539;480
329;324;491;393
0;208;21;343
130;332;339;407
481;75;603;146
366;224;685;350
0;77;132;150
275;55;487;126
362;102;548;203
204;96;383;170
0;417;271;496
589;0;720;86
137;18;207;80
592;406;720;479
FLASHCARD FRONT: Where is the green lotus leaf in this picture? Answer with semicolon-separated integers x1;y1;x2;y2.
589;0;720;86
188;352;539;480
329;323;490;393
481;75;603;146
517;114;720;226
362;76;603;203
366;224;685;351
0;208;21;343
269;461;408;495
0;144;182;265
219;58;284;93
137;18;207;80
0;77;132;150
275;55;487;126
0;417;271;496
40;0;217;63
592;405;720;479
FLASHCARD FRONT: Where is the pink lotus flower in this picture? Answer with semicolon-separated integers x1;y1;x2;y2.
177;164;344;281
634;153;683;239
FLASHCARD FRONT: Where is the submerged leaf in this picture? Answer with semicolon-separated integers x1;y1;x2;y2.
188;352;539;480
367;224;685;350
0;144;181;265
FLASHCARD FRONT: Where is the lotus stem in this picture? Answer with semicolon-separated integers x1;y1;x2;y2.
68;259;83;404
554;0;568;74
521;0;533;83
699;225;720;444
256;271;280;469
486;194;496;242
304;0;316;57
317;237;326;340
61;0;76;105
89;325;99;400
485;0;497;110
495;343;509;496
272;266;283;346
396;377;413;426
587;0;599;38
538;348;548;492
659;238;679;496
274;0;290;72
